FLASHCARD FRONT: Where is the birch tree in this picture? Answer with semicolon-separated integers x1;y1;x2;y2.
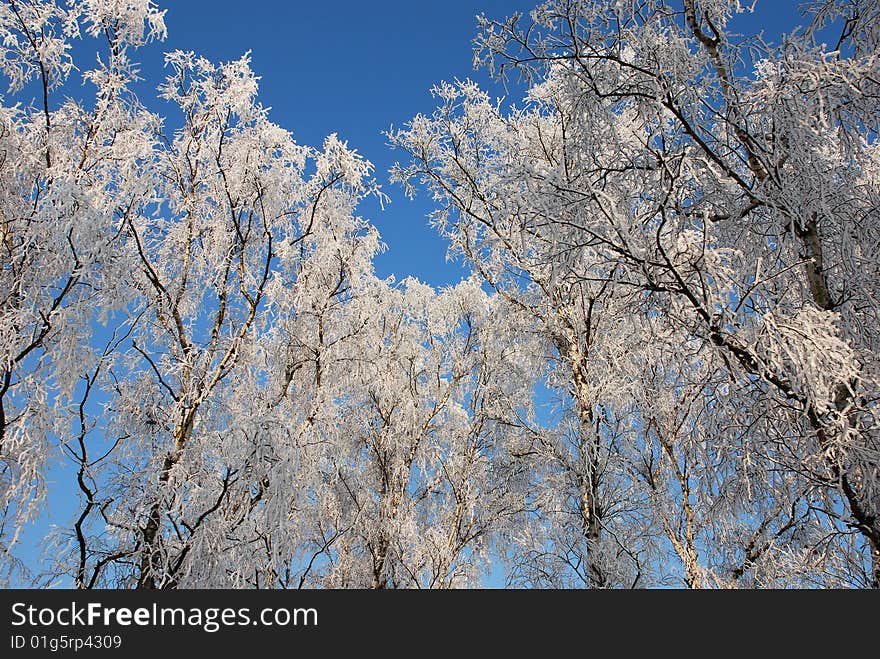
391;0;880;587
0;0;166;583
2;0;526;589
4;0;878;589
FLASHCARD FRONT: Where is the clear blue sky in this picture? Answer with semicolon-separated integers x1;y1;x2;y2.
141;1;809;288
139;0;538;287
14;0;814;585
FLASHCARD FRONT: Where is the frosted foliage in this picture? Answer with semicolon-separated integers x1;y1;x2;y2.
393;0;880;587
806;0;880;55
74;0;166;46
0;0;169;583
758;308;859;414
2;0;879;589
0;0;520;590
0;1;76;92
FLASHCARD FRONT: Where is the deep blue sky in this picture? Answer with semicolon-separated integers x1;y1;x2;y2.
147;0;538;286
141;0;808;288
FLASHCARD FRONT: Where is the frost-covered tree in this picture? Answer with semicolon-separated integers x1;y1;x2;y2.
4;0;879;589
0;0;167;582
242;277;523;589
391;0;880;587
1;0;525;589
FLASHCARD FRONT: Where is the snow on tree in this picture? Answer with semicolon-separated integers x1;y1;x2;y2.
2;0;878;588
0;0;167;583
0;0;523;589
391;0;880;587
